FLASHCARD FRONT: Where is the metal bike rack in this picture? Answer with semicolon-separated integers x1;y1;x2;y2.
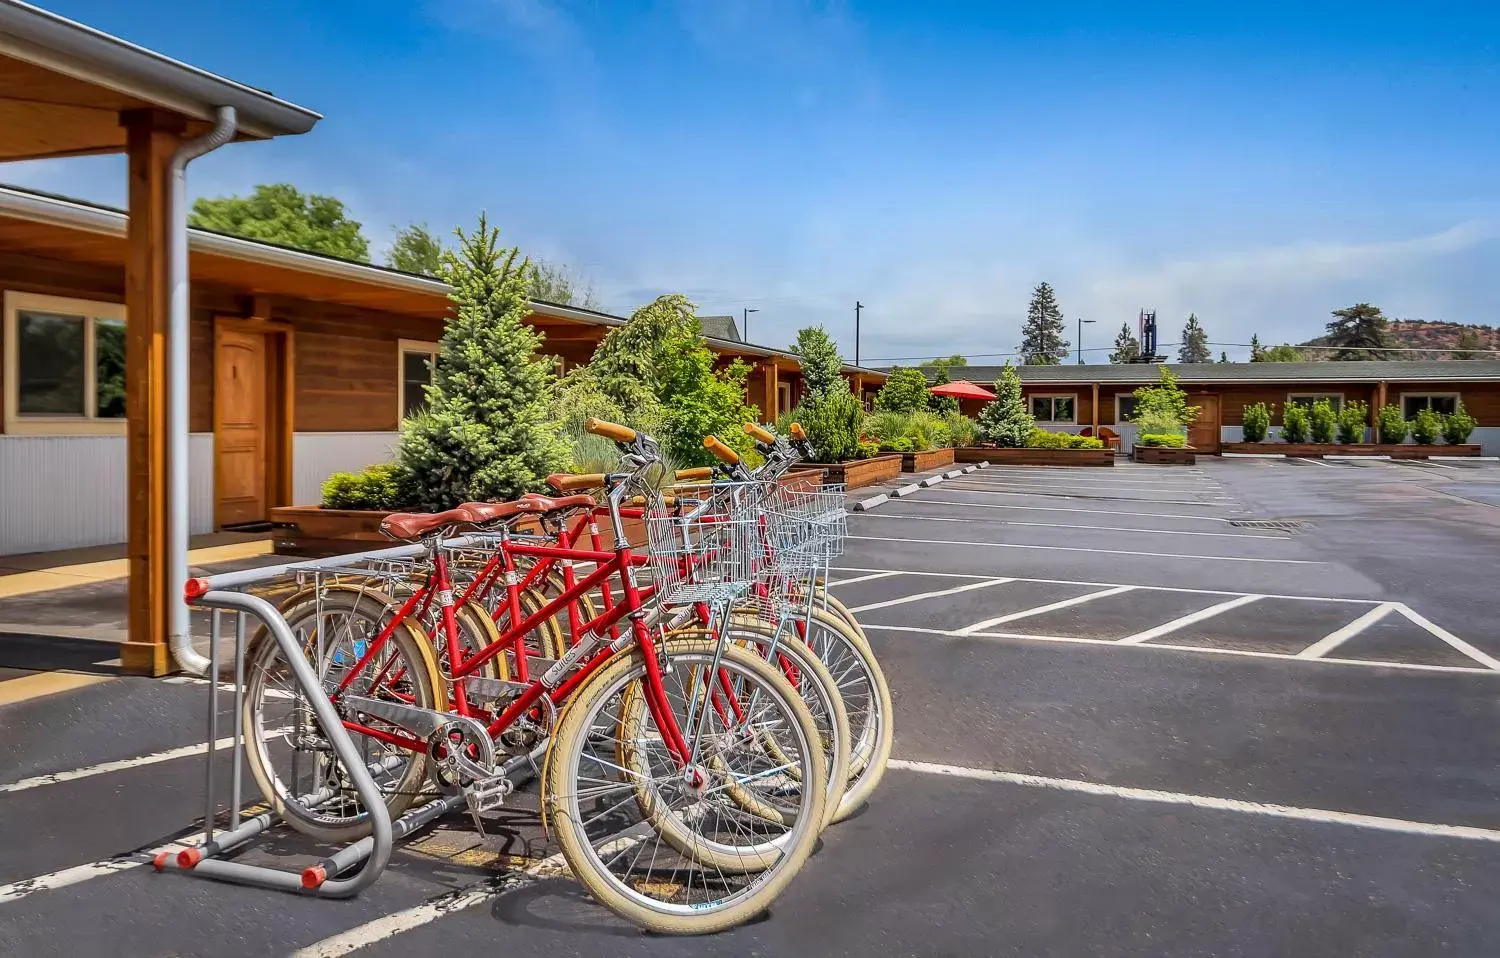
154;537;502;897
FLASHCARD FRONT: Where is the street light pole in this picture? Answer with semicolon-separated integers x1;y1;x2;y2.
1077;318;1096;364
742;307;758;342
855;301;863;366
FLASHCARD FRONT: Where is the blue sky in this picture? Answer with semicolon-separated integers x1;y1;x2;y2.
14;1;1500;362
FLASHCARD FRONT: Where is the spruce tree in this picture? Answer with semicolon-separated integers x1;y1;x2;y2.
1249;334;1263;361
1219;351;1230;363
1109;322;1141;364
1018;282;1069;365
397;215;568;510
976;364;1034;447
793;325;845;401
928;365;959;414
1178;313;1211;363
1325;303;1391;360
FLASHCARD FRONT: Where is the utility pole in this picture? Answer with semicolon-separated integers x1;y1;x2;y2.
1076;317;1095;364
742;306;758;342
855;301;863;366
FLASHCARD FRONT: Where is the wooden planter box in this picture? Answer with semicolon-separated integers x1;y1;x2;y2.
270;468;834;556
1221;443;1482;459
953;446;1115;467
802;454;904;489
900;448;956;472
1133;445;1197;465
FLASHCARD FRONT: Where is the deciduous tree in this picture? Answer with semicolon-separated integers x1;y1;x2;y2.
190;183;370;260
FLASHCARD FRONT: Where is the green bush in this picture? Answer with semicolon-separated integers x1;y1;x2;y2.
873;367;932;414
1071;434;1105;449
856;438;880;459
942;411;977;447
976;364;1033;447
1242;402;1271;442
1307;398;1337;444
1137;433;1187;448
1442;403;1477;444
794;386;864;462
1411;407;1442;445
884;435;914;453
1281;402;1309;443
1376;403;1409;444
1025;428;1100;449
1335;400;1369;444
1127;366;1199;438
321;463;405;510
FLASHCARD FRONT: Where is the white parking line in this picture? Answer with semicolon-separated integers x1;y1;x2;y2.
1296;458;1336;468
858;512;1287;540
1116;595;1264;644
1296;604;1397;659
886;497;1241;523
862;623;1498;676
848;534;1324;565
1397;606;1500;671
0;727;292;794
955;472;1216;487
847;577;1013;614
925;486;1225;507
826;570;904;588
890;760;1500;843
955;586;1136;635
0;841;189;904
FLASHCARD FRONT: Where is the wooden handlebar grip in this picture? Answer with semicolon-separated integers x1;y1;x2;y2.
789;422;806;440
585;417;637;443
743;422;776;444
547;473;605;492
702;435;741;465
675;467;714;481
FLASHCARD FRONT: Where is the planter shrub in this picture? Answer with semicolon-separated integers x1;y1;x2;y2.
1137;433;1187;448
1335;400;1369;444
1308;399;1337;444
794;386;865;462
1411;407;1442;445
321;463;404;510
1242;402;1271;442
943;411;977;447
976;364;1033;447
1377;403;1409;444
1028;428;1104;449
873;367;932;414
1443;402;1477;445
1281;402;1310;443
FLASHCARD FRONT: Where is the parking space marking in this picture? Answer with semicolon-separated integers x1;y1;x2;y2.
1399;606;1500;671
891;497;1242;523
1117;595;1265;644
864;622;1498;676
955;472;1217;487
1296;457;1337;467
924;486;1225;506
1296;604;1398;659
849;534;1325;565
0;841;189;904
860;512;1287;540
944;478;1228;496
889;760;1500;844
955;586;1136;635
833;564;1375;601
847;577;1013;614
827;570;904;588
0;726;291;794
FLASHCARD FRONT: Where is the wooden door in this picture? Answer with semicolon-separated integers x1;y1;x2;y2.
1190;395;1221;453
216;328;268;526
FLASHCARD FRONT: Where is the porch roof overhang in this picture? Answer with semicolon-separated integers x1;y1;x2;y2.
0;0;320;161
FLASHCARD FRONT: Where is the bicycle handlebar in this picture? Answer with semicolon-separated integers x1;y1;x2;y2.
548;473;605;492
585;418;637;443
743;422;776;445
789;422;806;441
674;467;715;481
703;435;741;466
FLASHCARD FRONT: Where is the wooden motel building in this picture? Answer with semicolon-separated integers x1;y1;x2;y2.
932;362;1500;455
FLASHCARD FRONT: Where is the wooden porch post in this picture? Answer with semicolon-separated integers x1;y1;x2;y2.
120;110;186;676
1091;382;1100;433
762;360;779;422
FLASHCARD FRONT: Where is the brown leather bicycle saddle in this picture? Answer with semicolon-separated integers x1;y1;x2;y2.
520;492;598;513
459;499;549;525
380;507;480;541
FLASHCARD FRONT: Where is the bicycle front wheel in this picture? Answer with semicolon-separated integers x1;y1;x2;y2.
543;637;827;934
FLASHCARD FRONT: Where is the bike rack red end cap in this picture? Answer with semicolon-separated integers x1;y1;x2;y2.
176;847;202;869
183;578;211;603
301;865;327;890
152;851;172;871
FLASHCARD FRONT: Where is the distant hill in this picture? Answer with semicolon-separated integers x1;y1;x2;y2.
1298;320;1500;358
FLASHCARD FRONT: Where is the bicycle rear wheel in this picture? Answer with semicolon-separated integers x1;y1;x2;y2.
543;637;826;934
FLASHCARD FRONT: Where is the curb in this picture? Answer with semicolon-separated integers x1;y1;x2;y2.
976;461;990;469
1431;456;1500;461
1221;452;1286;459
890;483;923;498
942;469;966;479
851;494;888;512
918;476;945;488
1324;454;1391;460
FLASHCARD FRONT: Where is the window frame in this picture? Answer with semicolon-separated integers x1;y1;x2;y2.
1029;393;1078;425
1399;392;1461;420
397;339;440;421
2;291;128;436
1114;394;1139;425
1286;392;1344;413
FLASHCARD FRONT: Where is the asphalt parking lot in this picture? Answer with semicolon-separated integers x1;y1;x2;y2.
4;456;1500;956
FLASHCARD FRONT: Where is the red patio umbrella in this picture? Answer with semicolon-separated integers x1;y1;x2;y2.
928;379;996;401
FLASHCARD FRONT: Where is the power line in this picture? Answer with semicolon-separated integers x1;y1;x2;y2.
868;341;1500;364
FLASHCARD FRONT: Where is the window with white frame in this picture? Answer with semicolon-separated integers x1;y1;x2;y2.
1030;394;1076;424
3;291;127;434
1401;393;1460;419
1287;392;1343;412
398;340;439;420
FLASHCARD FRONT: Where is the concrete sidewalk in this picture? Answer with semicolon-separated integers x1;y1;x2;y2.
0;533;272;599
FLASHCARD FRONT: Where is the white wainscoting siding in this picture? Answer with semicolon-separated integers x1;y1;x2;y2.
292;432;400;506
0;434;213;556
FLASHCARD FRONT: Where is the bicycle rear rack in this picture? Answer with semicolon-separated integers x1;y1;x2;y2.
154;536;499;897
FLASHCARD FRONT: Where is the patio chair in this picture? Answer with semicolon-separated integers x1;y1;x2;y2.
1097;426;1122;451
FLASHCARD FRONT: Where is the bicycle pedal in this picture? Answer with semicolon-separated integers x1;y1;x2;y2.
463;775;512;818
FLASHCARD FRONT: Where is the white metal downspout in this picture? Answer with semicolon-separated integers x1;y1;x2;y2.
169;105;237;675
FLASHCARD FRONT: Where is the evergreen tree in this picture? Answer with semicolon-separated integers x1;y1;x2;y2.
928;365;959;414
397;215;568;510
1453;328;1482;360
1177;313;1211;363
1325;303;1391;360
793;325;845;401
1018;282;1069;365
1109;322;1141;364
976;364;1034;447
1249;334;1263;361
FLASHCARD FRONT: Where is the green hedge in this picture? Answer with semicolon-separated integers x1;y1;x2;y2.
1027;428;1104;450
321;463;406;510
1136;433;1187;448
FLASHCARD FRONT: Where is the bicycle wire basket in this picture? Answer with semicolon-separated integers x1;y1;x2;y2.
761;482;848;574
643;480;767;605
